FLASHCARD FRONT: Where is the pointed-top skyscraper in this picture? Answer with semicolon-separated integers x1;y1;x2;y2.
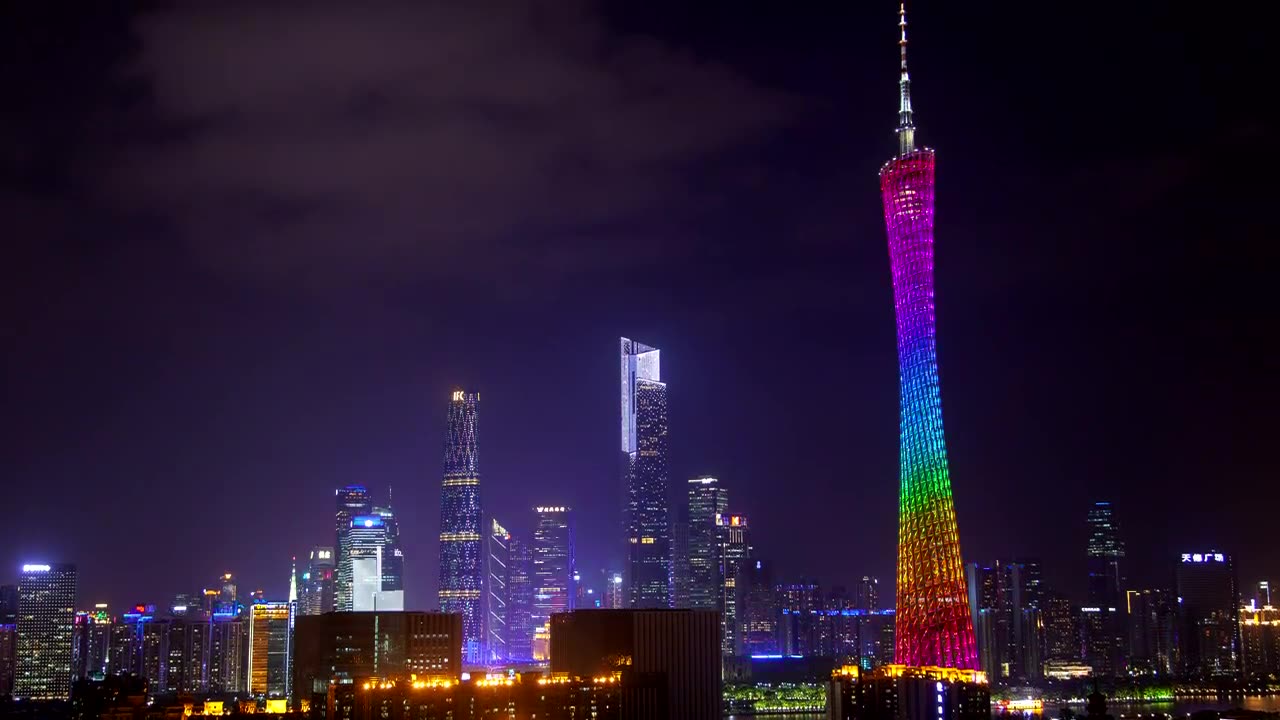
439;390;484;664
881;2;977;669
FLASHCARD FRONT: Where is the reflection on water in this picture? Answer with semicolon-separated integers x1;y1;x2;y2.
729;696;1280;719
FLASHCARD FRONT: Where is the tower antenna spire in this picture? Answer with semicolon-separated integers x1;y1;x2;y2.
896;2;916;155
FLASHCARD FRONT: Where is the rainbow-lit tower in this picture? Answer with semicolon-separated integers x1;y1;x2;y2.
881;2;977;669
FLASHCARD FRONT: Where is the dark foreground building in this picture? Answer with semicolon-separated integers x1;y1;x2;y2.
550;609;720;720
828;665;991;720
293;611;462;711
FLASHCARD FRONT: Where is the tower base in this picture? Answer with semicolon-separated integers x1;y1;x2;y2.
827;665;990;720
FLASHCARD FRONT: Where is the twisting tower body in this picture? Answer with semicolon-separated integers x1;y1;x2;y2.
439;390;485;664
881;3;977;669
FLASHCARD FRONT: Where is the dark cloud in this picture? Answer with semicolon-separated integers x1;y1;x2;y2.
97;1;792;288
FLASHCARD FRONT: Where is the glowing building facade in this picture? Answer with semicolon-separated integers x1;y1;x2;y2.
246;601;292;699
620;338;672;609
880;4;976;669
532;506;574;661
486;518;511;662
300;547;335;616
686;477;729;612
13;563;77;700
335;485;372;612
438;390;485;665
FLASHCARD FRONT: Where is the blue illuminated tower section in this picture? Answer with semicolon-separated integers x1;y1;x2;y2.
620;338;672;608
334;485;371;612
438;390;484;665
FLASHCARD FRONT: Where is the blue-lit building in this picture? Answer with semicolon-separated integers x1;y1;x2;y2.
335;485;372;611
620;338;672;609
375;504;404;597
349;514;402;611
486;518;511;663
438;390;485;665
13;563;77;700
507;536;534;662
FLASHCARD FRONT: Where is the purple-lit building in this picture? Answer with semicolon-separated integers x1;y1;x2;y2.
438;390;485;664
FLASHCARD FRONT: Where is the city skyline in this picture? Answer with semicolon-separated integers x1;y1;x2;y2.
3;1;1272;619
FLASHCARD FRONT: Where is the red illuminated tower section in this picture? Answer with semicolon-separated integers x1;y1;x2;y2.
881;3;977;669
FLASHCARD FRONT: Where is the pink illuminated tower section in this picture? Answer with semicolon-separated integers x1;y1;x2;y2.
881;3;977;669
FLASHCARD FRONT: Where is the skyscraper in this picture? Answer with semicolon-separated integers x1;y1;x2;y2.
1127;588;1175;675
531;506;574;661
246;601;291;699
742;560;779;656
716;513;751;656
506;537;534;662
686;477;729;612
1175;550;1242;678
486;518;511;663
1086;502;1125;605
375;503;404;600
1085;502;1127;675
620;338;672;609
300;547;335;616
348;514;402;611
880;4;976;669
438;390;485;665
335;485;371;612
13;563;77;700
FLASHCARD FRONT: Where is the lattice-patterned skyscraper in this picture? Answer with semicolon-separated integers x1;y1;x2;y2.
439;390;484;665
881;3;977;669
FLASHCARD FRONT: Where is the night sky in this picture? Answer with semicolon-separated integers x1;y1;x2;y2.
2;2;1273;611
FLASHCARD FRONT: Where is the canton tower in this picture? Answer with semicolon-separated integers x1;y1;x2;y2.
880;3;977;669
439;390;485;664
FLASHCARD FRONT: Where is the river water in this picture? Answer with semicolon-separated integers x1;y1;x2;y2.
729;696;1280;720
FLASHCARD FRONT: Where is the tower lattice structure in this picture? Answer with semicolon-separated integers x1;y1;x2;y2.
881;2;977;669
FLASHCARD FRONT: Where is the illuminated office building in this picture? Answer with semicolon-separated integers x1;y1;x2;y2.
218;573;238;609
858;577;880;613
743;560;779;656
247;601;292;699
686;477;729;612
13;563;77;700
1042;592;1079;663
71;605;112;681
1085;502;1127;675
376;504;404;599
335;485;372;612
1176;550;1242;678
620;338;672;609
0;623;13;697
301;547;335;616
717;513;751;656
1127;589;1174;676
602;571;625;610
879;4;976;669
349;514;403;611
1257;581;1273;609
1241;603;1280;680
208;613;247;693
506;537;534;662
532;506;574;661
438;390;485;665
486;519;511;662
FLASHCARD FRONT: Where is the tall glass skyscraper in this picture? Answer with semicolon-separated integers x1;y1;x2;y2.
13;563;77;700
531;506;574;661
506;536;534;662
375;504;404;598
1085;501;1126;675
438;390;484;665
686;477;729;611
334;485;371;612
300;547;335;616
880;4;976;668
717;513;751;656
620;338;671;608
486;518;511;663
